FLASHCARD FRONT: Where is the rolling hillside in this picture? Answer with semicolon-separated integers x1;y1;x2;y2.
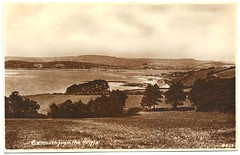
172;67;235;87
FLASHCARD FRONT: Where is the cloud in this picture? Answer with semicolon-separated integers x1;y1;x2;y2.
3;3;236;62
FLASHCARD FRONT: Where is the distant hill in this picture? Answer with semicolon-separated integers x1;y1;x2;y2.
5;60;113;69
5;55;234;70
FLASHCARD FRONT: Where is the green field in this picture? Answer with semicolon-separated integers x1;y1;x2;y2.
5;111;235;149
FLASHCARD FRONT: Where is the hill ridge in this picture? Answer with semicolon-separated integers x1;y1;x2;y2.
5;55;234;70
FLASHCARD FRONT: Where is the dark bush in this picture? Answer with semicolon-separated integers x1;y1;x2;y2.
174;106;196;111
126;107;142;116
144;107;170;112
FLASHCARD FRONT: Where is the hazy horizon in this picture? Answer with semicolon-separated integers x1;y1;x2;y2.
3;3;237;62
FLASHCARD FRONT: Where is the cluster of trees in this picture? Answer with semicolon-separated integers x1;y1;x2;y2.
140;76;235;113
66;79;110;95
48;90;128;118
5;91;43;118
189;77;235;113
140;83;187;110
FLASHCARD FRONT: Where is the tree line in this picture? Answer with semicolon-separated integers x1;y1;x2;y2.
5;89;127;118
48;90;128;118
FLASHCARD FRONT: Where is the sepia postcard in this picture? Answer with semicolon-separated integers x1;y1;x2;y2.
3;2;237;152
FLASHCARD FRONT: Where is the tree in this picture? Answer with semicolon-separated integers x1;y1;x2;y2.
189;77;235;113
5;96;11;116
88;95;109;117
140;84;163;109
48;99;90;118
5;91;40;118
74;100;89;117
165;83;186;109
87;90;128;117
58;99;75;118
48;103;60;118
108;90;128;116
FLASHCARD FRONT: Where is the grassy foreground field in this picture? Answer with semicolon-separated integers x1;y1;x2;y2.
5;111;235;150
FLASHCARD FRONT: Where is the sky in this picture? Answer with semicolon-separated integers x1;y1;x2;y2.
3;3;237;62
